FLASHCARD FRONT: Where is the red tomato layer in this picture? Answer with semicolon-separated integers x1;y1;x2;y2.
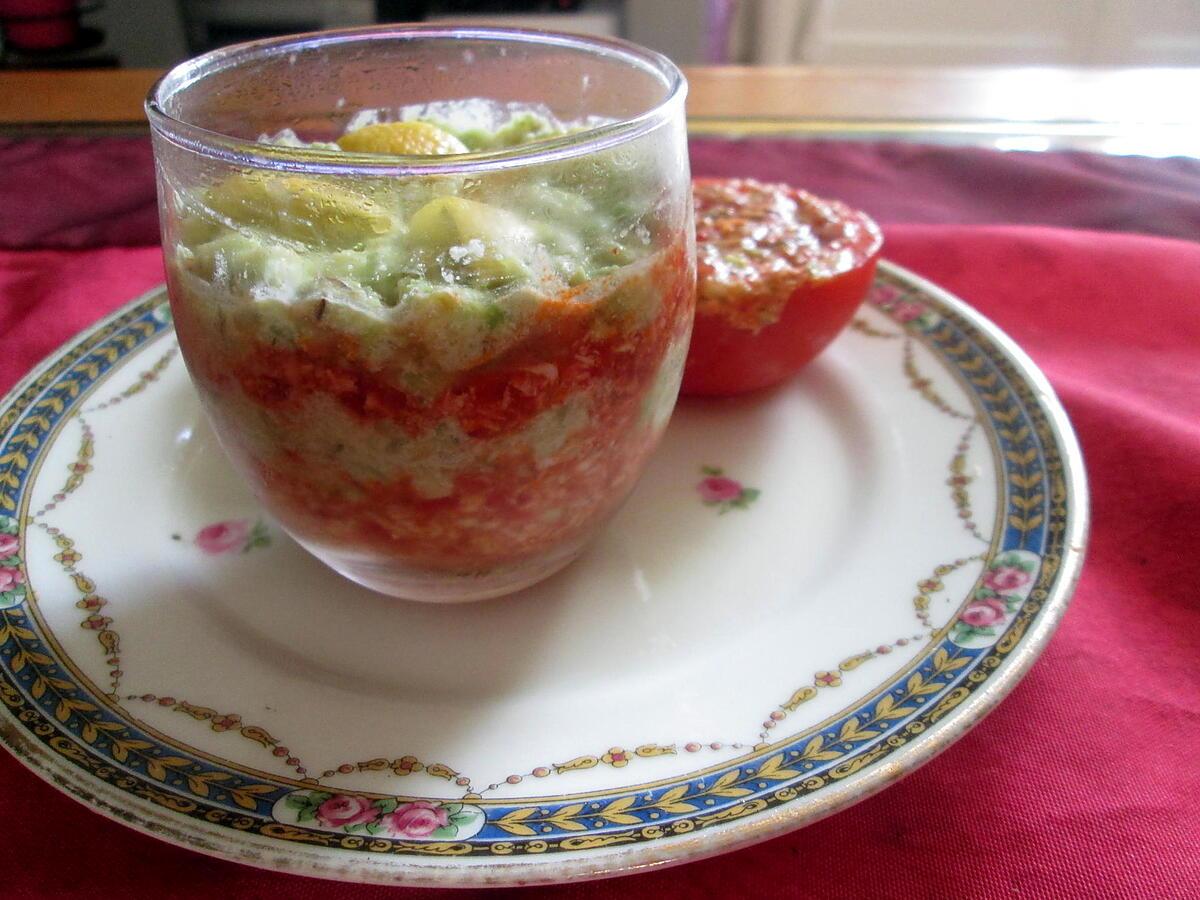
175;242;694;571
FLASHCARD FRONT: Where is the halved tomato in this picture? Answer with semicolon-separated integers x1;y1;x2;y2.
682;178;883;396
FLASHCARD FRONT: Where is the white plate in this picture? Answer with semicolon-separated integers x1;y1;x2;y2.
0;262;1087;886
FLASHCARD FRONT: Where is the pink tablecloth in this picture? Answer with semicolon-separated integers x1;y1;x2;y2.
2;140;1199;898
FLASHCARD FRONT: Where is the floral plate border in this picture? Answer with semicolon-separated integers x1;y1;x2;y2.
0;262;1088;886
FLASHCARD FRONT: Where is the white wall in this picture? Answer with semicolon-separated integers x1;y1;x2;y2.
627;0;1200;66
798;0;1200;66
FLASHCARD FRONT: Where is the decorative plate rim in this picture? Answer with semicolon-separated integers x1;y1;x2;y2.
0;261;1089;887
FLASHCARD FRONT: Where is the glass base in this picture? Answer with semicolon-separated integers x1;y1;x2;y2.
294;534;591;602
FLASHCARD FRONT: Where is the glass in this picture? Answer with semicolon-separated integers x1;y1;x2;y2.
147;25;694;602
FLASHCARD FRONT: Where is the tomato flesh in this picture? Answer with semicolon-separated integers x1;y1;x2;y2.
683;178;883;397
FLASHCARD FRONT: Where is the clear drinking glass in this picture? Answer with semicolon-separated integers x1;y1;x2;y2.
147;26;694;601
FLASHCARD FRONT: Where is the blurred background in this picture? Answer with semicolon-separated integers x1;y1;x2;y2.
1;0;1198;70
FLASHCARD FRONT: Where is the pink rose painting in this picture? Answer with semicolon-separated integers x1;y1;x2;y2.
697;476;742;503
315;794;379;829
960;598;1008;628
983;565;1031;593
0;566;24;593
0;522;27;605
952;555;1037;644
285;790;477;839
382;801;451;838
890;301;927;324
696;466;760;514
193;519;270;555
195;520;250;554
868;284;901;306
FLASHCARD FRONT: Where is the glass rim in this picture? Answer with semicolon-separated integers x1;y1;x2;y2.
145;24;687;176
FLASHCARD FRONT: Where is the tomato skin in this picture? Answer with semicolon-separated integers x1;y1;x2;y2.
681;251;879;397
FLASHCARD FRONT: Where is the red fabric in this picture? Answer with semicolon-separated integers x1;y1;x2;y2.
5;136;1200;248
692;139;1200;239
0;138;160;250
2;226;1198;897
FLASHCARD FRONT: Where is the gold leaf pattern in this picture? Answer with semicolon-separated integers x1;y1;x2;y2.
1006;448;1038;466
559;833;639;851
798;736;840;763
903;338;973;420
654;785;698;813
554;755;599;774
545;804;588;831
47;735;89;764
757;753;802;781
634;743;675;758
996;616;1031;653
384;841;474;856
830;745;888;780
928;687;970;723
783;686;817;711
261;824;335;846
176;702;217;720
227;784;275;810
696;799;768;827
838;716;881;743
932;648;970;674
710;770;753;798
839;652;874;672
423;763;459;781
850;317;901;339
598;795;642;825
237;726;276;748
874;695;918;721
495;807;537;837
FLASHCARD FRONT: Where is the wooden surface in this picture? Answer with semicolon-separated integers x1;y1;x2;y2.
0;69;160;125
2;65;1198;140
